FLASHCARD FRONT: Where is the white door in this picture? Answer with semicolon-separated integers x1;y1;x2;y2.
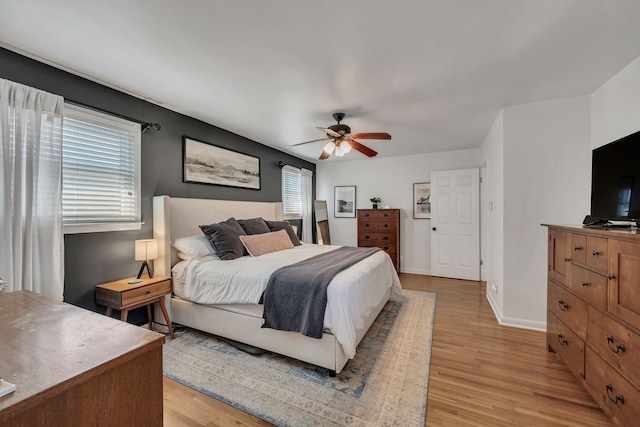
430;168;480;280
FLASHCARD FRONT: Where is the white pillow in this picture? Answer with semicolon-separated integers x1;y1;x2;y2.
172;234;217;259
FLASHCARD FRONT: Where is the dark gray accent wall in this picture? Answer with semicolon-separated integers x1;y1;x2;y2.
0;47;315;323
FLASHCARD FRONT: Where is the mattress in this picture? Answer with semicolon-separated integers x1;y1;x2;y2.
171;244;401;358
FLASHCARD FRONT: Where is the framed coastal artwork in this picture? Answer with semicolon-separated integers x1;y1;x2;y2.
413;182;431;219
334;185;356;218
183;136;260;189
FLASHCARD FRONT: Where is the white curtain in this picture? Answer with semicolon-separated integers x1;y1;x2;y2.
0;78;65;300
301;168;313;243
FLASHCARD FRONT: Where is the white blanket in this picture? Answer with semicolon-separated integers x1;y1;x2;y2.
172;244;401;358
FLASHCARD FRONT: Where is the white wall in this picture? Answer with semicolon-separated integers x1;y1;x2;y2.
502;96;591;330
316;149;481;274
480;54;640;331
479;111;505;319
592;56;640;150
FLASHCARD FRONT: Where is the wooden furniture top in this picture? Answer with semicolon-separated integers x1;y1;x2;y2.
0;291;164;416
542;223;640;241
95;274;171;292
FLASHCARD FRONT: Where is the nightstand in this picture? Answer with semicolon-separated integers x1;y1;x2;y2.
95;274;175;339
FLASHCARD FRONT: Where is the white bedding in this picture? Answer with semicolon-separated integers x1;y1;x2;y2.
172;244;401;358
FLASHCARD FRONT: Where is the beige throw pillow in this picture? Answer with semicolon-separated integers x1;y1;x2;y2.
239;229;294;256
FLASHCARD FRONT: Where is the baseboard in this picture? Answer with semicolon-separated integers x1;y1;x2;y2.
400;268;431;275
486;292;546;332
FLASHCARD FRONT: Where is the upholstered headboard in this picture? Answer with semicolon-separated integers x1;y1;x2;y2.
152;195;283;276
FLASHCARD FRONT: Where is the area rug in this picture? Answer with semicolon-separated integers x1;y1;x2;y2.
163;289;435;426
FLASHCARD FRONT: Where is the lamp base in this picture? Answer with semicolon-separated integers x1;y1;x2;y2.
137;261;154;279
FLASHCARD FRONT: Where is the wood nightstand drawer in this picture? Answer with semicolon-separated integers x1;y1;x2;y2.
548;280;587;339
121;280;171;307
95;275;174;339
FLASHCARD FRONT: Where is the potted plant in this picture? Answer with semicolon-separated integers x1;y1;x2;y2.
370;197;381;209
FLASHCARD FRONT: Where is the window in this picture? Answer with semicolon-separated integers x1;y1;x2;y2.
282;165;302;218
62;104;141;233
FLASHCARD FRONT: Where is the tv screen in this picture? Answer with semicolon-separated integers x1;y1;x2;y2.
591;129;640;220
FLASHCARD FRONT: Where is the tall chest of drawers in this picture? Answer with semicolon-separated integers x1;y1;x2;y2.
357;209;400;273
545;225;640;426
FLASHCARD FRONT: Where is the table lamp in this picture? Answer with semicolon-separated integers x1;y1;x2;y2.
131;239;158;283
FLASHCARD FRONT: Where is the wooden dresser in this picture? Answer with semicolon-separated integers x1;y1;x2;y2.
357;209;400;273
545;225;640;426
0;291;164;426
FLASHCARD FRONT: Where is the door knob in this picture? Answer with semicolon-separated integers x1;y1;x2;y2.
432;227;436;231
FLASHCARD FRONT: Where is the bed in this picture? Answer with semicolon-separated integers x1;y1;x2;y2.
152;195;400;374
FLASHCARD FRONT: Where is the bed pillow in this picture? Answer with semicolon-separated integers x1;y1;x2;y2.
199;217;248;260
239;229;294;256
265;220;301;246
173;234;218;259
238;217;271;235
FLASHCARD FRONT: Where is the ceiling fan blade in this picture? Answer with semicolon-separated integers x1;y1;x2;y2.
319;150;331;160
287;137;333;147
349;139;378;157
350;132;391;140
317;127;341;138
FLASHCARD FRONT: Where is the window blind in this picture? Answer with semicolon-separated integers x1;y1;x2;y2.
282;166;302;217
62;104;141;226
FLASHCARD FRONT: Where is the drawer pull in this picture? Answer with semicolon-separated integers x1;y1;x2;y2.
605;384;625;405
563;257;570;262
365;224;370;227
558;300;569;311
581;281;589;287
365;236;370;239
607;336;626;354
608;274;616;280
573;245;583;251
384;213;389;217
383;247;389;250
592;250;600;256
146;290;151;294
383;224;389;228
383;236;389;240
557;334;568;346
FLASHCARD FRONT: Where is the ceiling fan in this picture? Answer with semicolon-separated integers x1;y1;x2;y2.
289;112;391;160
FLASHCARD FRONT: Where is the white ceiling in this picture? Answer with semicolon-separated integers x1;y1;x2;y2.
2;0;640;162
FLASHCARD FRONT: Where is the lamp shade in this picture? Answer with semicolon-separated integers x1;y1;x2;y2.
135;239;158;261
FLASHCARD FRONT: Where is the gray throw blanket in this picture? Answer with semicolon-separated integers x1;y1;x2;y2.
262;246;381;338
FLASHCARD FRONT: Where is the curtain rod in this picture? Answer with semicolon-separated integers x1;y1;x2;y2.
65;99;161;133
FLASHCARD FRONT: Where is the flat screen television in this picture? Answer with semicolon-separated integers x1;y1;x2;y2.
591;129;640;222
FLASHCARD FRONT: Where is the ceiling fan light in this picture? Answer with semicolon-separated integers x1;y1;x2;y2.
341;141;351;153
335;145;344;156
323;141;336;154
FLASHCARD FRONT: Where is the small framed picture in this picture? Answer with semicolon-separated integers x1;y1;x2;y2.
334;186;356;218
413;182;431;219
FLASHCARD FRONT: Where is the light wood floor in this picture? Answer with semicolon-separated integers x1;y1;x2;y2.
163;273;613;426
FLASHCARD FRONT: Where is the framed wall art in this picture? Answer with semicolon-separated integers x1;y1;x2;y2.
183;136;260;189
413;182;431;219
334;185;356;218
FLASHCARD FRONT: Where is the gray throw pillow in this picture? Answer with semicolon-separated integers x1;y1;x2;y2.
238;217;271;235
199;217;247;260
265;220;301;246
